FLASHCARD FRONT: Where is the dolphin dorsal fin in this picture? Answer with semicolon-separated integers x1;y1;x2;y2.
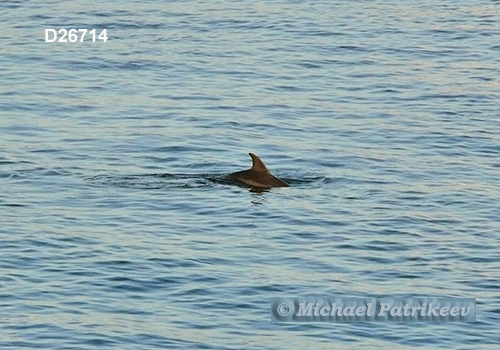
249;153;269;173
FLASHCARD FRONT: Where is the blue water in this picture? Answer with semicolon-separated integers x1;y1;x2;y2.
1;1;499;348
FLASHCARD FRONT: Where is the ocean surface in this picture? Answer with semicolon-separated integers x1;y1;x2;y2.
1;1;499;349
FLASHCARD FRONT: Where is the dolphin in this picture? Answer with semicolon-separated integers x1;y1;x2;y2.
230;153;289;188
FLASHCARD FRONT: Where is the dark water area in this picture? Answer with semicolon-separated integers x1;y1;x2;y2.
1;1;499;349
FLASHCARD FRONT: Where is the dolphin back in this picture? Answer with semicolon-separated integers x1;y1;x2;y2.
230;153;289;188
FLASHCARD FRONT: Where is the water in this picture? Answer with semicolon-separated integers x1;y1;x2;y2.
1;0;499;348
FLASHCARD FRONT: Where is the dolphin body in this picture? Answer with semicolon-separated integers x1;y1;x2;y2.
230;153;289;189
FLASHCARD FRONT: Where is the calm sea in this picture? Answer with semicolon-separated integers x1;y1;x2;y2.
1;1;499;349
